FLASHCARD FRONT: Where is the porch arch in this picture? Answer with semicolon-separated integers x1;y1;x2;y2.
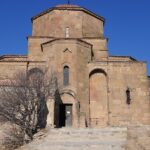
89;68;108;127
55;89;79;128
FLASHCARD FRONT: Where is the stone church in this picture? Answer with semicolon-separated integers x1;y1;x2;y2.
0;4;149;128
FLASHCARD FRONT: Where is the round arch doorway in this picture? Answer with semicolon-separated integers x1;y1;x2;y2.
55;90;79;128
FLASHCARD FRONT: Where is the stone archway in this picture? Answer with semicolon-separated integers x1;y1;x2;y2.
89;69;108;127
46;90;79;128
59;90;79;128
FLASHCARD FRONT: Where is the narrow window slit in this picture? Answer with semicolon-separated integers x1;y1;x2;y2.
65;27;70;38
63;66;69;86
126;88;131;105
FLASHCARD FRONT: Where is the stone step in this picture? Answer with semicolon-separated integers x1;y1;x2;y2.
22;146;125;150
20;127;127;150
45;127;127;140
42;135;127;141
37;140;127;145
48;127;127;132
25;141;126;150
47;128;127;135
27;145;125;150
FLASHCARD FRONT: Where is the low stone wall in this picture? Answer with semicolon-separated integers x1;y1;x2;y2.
0;122;12;149
0;122;24;150
126;125;150;150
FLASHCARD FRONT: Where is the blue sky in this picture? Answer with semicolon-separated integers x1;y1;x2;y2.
0;0;150;75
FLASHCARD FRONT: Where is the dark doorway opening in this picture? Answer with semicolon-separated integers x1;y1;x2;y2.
59;104;66;127
59;104;72;127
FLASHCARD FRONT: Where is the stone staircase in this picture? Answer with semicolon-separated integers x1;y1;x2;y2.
20;127;127;150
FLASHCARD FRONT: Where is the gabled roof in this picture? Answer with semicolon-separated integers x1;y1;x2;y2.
31;4;105;23
109;56;138;62
0;55;27;59
41;38;93;47
0;55;27;62
41;38;93;53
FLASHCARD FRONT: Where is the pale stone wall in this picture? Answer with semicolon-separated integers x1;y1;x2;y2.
148;76;150;96
108;61;150;126
32;9;104;38
0;60;46;81
83;38;108;61
41;39;92;127
28;37;53;61
82;12;104;37
0;62;27;80
76;43;92;126
88;62;108;128
89;70;108;127
87;60;150;127
0;5;149;129
28;37;108;62
32;10;83;38
126;125;150;150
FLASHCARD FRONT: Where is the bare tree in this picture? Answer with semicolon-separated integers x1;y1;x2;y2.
0;69;58;142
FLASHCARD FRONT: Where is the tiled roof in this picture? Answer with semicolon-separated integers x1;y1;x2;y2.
0;55;27;59
0;79;17;86
0;55;46;63
56;4;79;8
109;56;137;61
31;4;105;23
41;38;93;47
0;55;28;62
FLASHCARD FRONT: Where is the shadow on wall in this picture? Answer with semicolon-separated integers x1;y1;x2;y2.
36;94;49;130
54;90;63;128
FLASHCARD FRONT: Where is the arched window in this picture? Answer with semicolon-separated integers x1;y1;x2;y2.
63;66;69;86
28;68;43;79
65;27;70;38
28;68;43;86
126;88;131;105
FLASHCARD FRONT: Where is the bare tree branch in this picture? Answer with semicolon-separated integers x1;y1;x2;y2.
0;69;59;142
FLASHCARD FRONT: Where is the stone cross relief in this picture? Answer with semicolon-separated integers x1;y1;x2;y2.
63;48;72;53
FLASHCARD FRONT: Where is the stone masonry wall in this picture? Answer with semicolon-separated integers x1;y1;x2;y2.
0;5;149;129
0;62;27;80
32;10;103;38
28;37;52;61
108;61;150;126
148;76;150;97
42;39;92;127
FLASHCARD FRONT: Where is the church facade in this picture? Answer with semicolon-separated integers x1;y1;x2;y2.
0;5;149;128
